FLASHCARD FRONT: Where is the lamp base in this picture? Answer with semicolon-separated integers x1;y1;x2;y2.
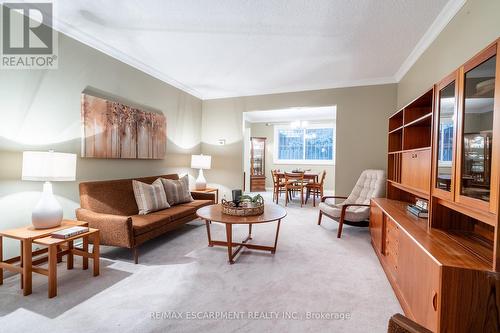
32;182;63;229
195;169;207;190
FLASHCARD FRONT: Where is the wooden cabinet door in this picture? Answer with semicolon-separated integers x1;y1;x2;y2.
455;43;498;214
369;202;384;254
433;72;459;201
397;230;440;332
401;149;431;193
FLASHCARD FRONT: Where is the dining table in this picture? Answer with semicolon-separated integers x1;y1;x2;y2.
273;171;320;206
275;171;319;183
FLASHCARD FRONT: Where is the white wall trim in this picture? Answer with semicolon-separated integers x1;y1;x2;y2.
394;0;466;82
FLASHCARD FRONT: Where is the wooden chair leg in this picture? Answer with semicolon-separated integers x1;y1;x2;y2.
300;188;304;207
337;217;344;238
317;211;323;225
285;189;289;206
313;188;316;207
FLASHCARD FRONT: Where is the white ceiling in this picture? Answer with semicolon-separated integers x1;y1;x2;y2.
48;0;464;99
244;106;336;123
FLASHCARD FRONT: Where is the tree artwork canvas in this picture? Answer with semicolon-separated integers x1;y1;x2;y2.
81;94;166;159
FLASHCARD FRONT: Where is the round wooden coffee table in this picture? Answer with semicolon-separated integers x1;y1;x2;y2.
196;204;287;264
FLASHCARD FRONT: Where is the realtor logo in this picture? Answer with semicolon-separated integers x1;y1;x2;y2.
1;2;58;69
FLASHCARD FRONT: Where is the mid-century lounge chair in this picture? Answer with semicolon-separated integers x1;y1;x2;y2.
317;169;385;238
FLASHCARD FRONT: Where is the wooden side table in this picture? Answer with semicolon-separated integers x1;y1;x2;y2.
0;220;96;297
192;187;219;203
33;228;100;298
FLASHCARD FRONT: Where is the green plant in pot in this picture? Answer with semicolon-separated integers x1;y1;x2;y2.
239;194;264;208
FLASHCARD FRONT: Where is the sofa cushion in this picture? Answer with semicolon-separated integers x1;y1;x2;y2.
183;199;213;209
161;175;193;206
132;178;170;215
151;205;196;220
131;214;170;236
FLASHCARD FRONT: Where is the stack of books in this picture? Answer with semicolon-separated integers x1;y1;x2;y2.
407;199;429;218
51;226;89;239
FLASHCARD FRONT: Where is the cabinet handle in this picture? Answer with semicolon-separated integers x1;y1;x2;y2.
432;291;438;311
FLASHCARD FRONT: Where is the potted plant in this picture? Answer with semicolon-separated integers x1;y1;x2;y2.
239;194;264;208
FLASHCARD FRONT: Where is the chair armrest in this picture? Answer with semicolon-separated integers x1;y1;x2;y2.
76;208;133;248
321;195;348;203
340;204;370;222
191;191;216;202
388;313;433;333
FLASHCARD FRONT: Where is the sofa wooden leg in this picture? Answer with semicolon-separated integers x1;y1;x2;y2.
317;211;323;225
133;247;138;264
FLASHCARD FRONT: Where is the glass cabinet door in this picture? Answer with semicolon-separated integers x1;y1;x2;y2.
460;55;496;203
251;138;265;176
436;81;456;192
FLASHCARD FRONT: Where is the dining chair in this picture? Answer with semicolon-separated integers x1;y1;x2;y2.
271;169;287;204
306;170;326;207
317;169;385;238
285;172;305;207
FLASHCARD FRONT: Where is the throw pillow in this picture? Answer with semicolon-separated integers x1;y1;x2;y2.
132;178;170;215
161;175;194;205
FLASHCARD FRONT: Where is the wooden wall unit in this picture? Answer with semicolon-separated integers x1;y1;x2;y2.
372;38;500;333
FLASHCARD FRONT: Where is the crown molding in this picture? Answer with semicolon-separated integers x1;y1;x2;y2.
52;21;204;100
394;0;466;82
202;76;397;100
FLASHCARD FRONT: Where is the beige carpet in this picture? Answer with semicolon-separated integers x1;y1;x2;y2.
0;192;401;333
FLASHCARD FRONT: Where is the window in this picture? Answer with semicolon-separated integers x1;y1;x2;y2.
274;124;335;164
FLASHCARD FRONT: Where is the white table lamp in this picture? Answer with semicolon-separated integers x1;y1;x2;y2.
191;154;211;190
22;151;77;229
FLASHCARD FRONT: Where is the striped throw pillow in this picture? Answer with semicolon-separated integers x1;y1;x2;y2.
132;178;170;215
161;175;194;206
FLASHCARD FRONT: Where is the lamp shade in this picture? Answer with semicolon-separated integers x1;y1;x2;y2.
22;151;77;181
191;154;211;170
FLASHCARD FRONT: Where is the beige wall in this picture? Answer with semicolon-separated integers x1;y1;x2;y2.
249;122;335;191
202;84;397;198
398;0;500;108
0;33;202;258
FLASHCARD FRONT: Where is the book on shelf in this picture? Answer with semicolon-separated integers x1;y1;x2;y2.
407;204;428;218
415;198;429;211
51;226;89;239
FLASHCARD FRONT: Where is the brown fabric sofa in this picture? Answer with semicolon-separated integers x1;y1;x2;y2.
76;174;214;263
